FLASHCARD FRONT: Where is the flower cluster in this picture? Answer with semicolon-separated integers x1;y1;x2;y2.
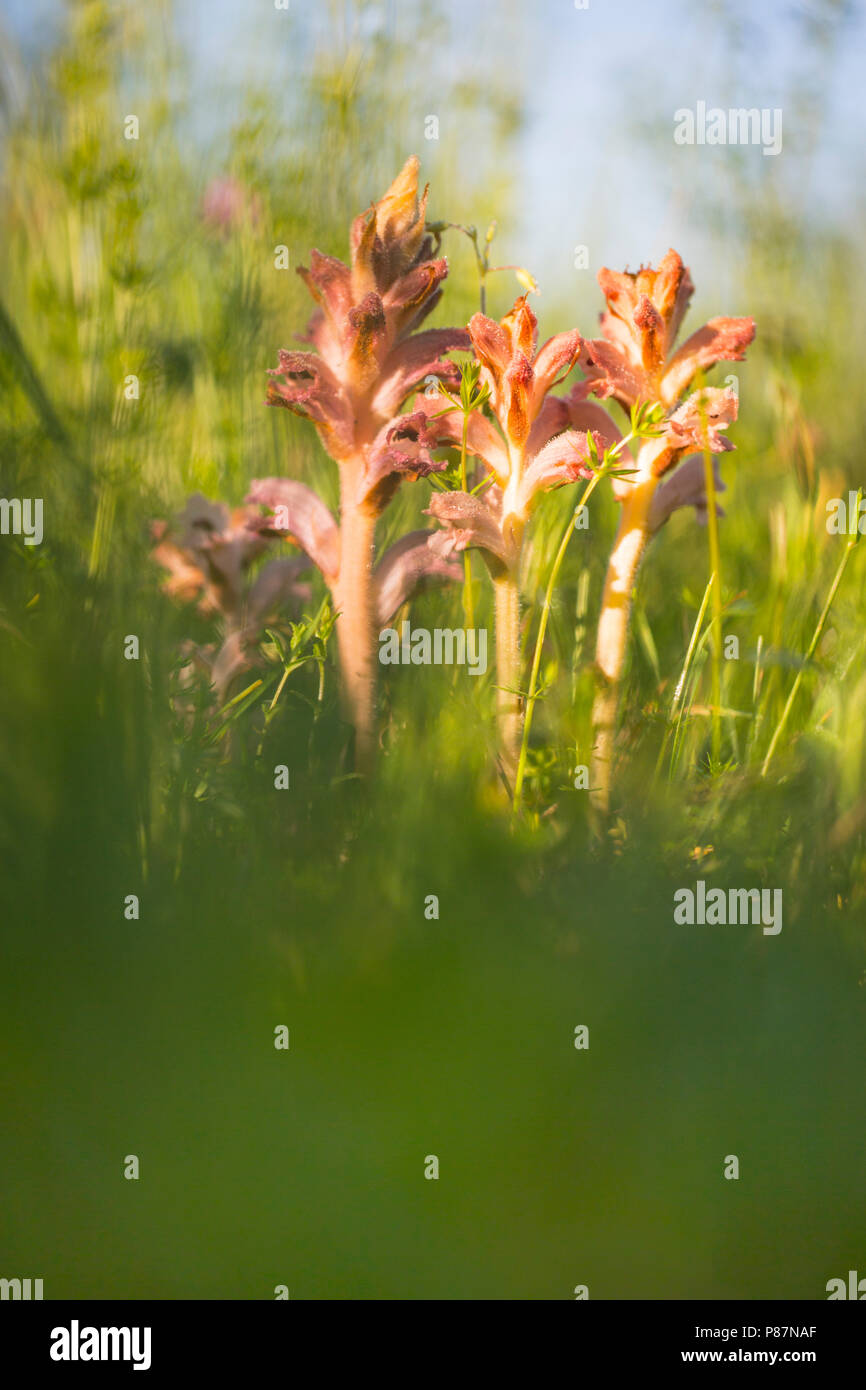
422;295;597;571
153;161;756;810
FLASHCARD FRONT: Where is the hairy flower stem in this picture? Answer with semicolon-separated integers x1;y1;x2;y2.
494;570;522;783
591;471;657;813
702;445;724;764
335;459;377;768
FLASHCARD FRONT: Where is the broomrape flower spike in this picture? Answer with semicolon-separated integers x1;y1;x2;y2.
151;493;311;701
569;249;755;814
255;157;468;764
422;291;598;780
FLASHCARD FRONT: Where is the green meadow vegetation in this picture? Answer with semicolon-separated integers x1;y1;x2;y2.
1;1;864;1298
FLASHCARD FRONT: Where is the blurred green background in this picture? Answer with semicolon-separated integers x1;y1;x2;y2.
1;0;865;1298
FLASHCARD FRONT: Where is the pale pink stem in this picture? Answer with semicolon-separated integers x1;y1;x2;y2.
335;457;378;768
591;466;658;812
494;569;522;784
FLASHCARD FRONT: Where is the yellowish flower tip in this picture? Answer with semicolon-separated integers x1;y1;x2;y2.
375;155;422;243
514;267;539;295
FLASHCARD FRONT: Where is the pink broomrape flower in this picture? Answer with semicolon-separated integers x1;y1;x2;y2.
245;475;460;628
575;249;753;412
571;250;755;811
201;177;262;234
419;293;599;776
151;493;311;700
255;157;468;762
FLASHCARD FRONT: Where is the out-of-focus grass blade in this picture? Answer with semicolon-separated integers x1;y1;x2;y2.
0;296;69;445
635;606;661;686
652;574;715;785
